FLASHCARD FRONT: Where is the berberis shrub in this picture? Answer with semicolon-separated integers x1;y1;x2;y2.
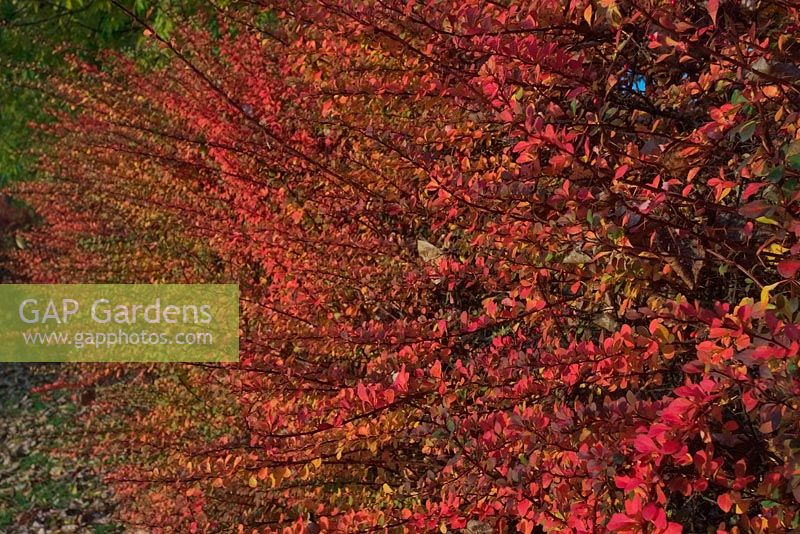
11;0;800;532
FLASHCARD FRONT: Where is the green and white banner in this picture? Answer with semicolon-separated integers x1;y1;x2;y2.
0;284;239;362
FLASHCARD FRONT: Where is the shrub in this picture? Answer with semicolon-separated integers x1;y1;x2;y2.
13;0;800;532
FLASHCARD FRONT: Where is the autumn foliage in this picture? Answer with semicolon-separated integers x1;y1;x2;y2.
10;0;800;532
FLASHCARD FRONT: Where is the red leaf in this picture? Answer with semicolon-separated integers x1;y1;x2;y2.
430;360;442;379
661;439;681;455
738;200;770;218
356;383;370;404
717;492;733;513
707;0;719;25
742;390;758;412
642;503;668;529
483;298;498;318
753;344;784;360
615;475;642;491
393;364;409;391
633;435;659;454
742;181;766;201
607;513;637;531
517;498;532;517
777;259;800;278
642;503;659;522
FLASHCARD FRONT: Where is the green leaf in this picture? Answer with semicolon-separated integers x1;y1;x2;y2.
731;90;748;105
735;120;758;142
768;165;785;182
785;140;800;170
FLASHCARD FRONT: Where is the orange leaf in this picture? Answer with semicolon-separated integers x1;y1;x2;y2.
717;492;733;512
430;360;442;379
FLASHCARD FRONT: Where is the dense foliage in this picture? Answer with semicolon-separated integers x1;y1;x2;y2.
0;0;200;184
10;0;800;531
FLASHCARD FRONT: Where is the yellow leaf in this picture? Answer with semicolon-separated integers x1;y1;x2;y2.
583;4;593;24
248;476;257;488
382;483;394;494
760;282;781;307
312;458;323;469
756;216;779;226
766;243;788;256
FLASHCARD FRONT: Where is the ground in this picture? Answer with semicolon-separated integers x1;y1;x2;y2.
0;364;119;534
